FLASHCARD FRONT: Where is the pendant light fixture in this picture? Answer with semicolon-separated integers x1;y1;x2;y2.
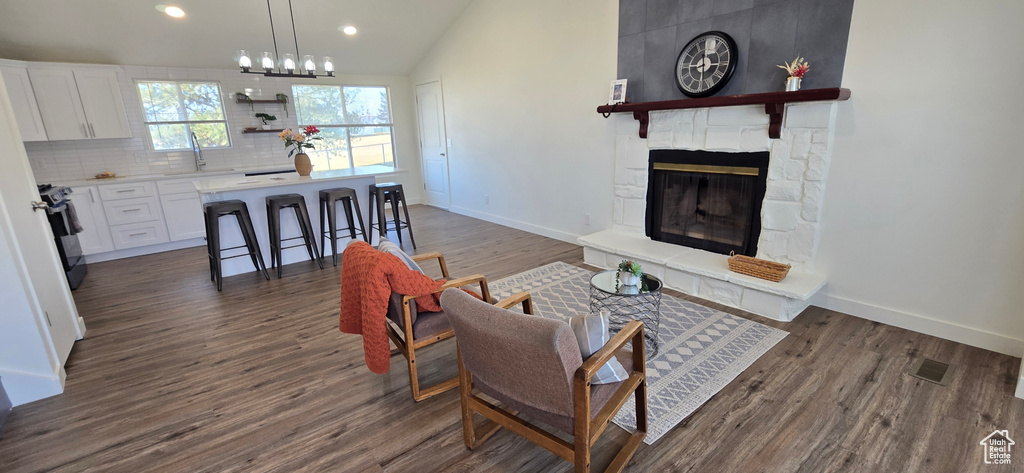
236;0;334;78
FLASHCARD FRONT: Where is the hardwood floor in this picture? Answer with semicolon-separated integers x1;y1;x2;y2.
1;205;1022;472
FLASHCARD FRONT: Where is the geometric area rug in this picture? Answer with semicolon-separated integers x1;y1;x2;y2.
489;262;788;445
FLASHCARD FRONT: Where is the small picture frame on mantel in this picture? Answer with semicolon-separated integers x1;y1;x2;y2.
609;79;628;105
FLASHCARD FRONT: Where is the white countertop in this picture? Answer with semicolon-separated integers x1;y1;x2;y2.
53;166;290;188
193;165;403;194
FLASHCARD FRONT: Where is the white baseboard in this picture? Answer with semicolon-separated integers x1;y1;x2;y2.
449;206;580;244
824;295;1024;357
84;238;205;263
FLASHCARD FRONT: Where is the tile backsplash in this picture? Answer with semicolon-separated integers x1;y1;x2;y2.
26;65;302;184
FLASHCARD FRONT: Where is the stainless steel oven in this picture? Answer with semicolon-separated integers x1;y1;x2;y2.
38;184;87;290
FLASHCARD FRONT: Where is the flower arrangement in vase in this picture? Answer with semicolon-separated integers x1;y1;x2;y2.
278;126;323;176
778;57;810;91
617;260;643;286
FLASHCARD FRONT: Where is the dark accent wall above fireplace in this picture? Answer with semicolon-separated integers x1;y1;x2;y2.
617;0;855;102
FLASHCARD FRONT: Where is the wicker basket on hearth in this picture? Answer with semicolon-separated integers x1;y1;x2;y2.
727;252;791;282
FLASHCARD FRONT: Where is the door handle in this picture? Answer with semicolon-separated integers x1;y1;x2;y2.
440;153;445;156
32;201;49;211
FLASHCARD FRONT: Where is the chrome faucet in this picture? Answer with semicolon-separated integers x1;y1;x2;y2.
191;132;207;171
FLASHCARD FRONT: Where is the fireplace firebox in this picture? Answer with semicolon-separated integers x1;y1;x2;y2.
646;150;769;257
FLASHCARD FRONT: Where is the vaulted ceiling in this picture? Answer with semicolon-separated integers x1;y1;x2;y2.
0;0;473;75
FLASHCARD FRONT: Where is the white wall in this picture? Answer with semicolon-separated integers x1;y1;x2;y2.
410;0;618;242
819;0;1024;355
16;62;423;202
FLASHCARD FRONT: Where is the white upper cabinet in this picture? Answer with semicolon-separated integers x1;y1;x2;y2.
0;65;47;141
26;68;89;140
27;65;131;141
73;69;131;139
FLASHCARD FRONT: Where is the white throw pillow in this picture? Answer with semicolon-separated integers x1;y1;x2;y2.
568;310;629;384
377;238;423;273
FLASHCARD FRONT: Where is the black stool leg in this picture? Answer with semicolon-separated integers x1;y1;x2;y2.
398;190;417;249
269;203;283;279
239;206;270;280
296;199;324;270
367;190;376;245
341;197;357;240
209;213;224;291
319;195;327;265
205;209;215;282
376;189;388;243
327;198;339;266
350;193;368;243
388;192;404;246
234;211;261;273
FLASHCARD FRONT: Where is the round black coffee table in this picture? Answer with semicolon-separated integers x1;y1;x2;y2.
589;270;662;358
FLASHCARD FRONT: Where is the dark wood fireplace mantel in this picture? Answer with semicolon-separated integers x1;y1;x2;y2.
597;88;851;139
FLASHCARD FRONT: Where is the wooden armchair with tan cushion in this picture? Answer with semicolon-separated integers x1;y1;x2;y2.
439;288;648;473
384;250;491;402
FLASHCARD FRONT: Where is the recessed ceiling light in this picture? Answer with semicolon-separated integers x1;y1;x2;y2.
340;25;357;35
156;5;186;18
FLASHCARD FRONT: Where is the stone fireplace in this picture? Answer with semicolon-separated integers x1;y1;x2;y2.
580;101;841;321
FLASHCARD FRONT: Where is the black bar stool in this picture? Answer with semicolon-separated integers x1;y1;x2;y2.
204;200;270;291
266;193;323;278
368;182;416;249
319;187;368;266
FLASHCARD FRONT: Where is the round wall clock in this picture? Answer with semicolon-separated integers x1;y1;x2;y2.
675;31;738;98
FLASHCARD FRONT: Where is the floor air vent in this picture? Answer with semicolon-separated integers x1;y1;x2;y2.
910;358;952;385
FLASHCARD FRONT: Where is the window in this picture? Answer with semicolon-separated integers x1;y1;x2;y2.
137;81;230;151
292;85;395;171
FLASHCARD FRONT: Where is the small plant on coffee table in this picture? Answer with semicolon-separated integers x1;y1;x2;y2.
618;260;642;277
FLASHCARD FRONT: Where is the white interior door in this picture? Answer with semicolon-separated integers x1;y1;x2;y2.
0;71;84;369
415;81;450;209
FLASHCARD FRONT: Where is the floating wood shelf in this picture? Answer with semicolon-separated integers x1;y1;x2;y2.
596;87;851;139
241;128;285;134
236;97;286;104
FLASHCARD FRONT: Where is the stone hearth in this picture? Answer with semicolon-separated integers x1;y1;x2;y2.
580;101;840;321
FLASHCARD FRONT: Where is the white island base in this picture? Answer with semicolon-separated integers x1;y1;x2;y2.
194;166;401;278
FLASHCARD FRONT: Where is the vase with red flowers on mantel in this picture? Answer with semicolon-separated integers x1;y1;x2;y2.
278;126;323;177
778;57;810;92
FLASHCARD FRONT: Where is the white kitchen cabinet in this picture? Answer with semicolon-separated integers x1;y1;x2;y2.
70;186;115;255
157;178;206;242
102;196;162;226
27;66;131;141
0;65;47;141
160;193;205;241
26;68;89;141
98;181;156;201
109;221;170;250
71;69;131;139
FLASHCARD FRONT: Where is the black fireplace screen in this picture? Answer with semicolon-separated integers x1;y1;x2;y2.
646;150;769;256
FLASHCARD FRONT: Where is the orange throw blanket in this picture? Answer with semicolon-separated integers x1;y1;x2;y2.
339;241;447;374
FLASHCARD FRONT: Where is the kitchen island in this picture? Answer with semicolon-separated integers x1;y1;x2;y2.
195;165;402;278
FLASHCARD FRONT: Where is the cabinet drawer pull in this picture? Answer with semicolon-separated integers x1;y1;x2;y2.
128;232;148;237
116;189;136;193
122;208;142;213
